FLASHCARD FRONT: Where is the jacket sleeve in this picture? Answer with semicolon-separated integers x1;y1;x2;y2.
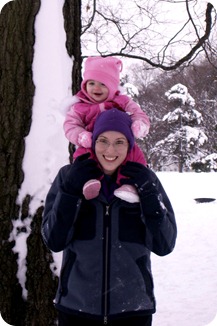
113;95;150;137
41;165;82;252
125;97;150;127
63;103;102;145
63;105;86;145
139;172;177;256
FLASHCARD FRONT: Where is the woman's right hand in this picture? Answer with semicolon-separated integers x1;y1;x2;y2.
62;153;103;195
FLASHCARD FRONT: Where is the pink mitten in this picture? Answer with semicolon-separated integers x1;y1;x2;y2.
131;120;149;138
78;131;92;148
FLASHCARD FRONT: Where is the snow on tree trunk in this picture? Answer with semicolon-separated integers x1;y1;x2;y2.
0;0;82;325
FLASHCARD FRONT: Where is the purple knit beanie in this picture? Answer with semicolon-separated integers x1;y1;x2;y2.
81;56;123;102
92;108;135;150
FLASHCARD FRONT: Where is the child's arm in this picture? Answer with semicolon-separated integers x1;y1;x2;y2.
63;106;88;146
63;103;102;148
113;95;150;138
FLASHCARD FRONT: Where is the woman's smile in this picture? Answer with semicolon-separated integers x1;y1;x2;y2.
103;155;118;161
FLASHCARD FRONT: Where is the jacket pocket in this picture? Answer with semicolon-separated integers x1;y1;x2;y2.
136;255;154;301
119;206;146;243
74;202;96;240
59;250;76;297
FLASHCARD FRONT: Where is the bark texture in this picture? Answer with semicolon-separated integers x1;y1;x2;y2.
0;1;40;324
63;0;82;160
0;0;82;324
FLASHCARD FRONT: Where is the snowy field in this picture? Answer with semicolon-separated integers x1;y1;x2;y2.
152;172;217;326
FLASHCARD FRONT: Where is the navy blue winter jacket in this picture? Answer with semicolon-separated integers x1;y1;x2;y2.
41;165;177;322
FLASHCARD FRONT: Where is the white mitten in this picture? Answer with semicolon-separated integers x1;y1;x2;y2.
78;131;92;148
131;120;149;138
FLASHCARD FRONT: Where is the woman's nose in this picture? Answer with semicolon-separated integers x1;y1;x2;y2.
105;143;115;152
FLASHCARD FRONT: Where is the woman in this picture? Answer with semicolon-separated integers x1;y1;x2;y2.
41;108;177;326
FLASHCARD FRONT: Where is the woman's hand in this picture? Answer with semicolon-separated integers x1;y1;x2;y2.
62;153;103;195
120;161;156;193
120;161;166;217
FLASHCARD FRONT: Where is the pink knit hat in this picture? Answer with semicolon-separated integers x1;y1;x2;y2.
81;56;123;102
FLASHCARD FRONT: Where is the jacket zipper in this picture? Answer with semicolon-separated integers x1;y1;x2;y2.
103;205;110;325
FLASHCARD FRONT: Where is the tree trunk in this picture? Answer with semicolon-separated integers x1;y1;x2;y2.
63;0;82;161
0;0;82;325
0;1;40;324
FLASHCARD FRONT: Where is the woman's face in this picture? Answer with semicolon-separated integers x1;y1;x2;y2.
95;131;129;175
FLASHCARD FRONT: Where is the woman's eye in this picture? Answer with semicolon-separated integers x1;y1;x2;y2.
99;139;108;144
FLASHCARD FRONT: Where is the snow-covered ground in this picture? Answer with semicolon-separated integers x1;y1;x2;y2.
152;172;217;326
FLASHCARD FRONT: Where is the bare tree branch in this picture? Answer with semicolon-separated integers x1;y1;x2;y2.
82;0;97;34
81;1;215;71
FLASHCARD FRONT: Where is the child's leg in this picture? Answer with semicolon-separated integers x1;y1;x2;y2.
73;146;94;161
74;147;102;200
82;179;101;200
114;184;140;203
116;143;147;185
114;144;147;203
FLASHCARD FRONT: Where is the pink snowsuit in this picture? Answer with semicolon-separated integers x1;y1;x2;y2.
64;90;150;151
63;90;149;184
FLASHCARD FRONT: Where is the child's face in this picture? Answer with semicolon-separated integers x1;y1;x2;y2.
86;80;109;102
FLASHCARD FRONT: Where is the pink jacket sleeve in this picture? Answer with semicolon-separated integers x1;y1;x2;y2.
63;102;102;145
113;95;150;138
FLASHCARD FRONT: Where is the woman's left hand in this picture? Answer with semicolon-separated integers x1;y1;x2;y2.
120;161;167;220
120;161;156;193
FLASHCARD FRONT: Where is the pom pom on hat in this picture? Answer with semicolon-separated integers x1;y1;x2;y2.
81;56;123;101
92;108;134;150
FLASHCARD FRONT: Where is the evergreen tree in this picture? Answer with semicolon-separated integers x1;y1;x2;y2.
149;83;208;172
